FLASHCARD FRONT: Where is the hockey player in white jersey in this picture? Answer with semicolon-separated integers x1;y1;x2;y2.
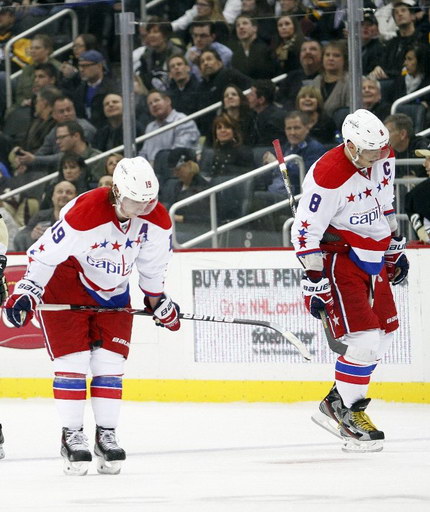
0;214;9;460
5;156;181;475
291;109;409;452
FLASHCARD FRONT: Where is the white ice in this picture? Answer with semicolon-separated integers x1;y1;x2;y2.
0;399;429;512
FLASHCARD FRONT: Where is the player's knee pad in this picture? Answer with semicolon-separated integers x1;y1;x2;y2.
343;329;381;364
376;331;394;360
53;350;91;374
90;347;125;377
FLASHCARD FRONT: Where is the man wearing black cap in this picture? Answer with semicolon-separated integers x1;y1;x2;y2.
72;50;120;129
161;148;209;239
362;9;384;76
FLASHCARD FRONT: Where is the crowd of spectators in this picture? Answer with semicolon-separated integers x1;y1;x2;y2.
1;0;430;249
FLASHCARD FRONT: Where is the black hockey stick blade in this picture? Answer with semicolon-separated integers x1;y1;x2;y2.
36;304;312;360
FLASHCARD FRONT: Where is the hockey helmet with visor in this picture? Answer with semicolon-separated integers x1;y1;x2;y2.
112;156;159;217
342;109;390;166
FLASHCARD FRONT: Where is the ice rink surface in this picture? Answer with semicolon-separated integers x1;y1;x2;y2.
0;399;429;512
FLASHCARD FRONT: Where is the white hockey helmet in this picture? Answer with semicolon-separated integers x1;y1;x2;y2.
112;156;159;217
342;109;390;165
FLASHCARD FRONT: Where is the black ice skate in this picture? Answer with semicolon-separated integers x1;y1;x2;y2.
94;426;126;475
0;423;4;460
61;427;92;476
338;398;384;452
312;385;384;452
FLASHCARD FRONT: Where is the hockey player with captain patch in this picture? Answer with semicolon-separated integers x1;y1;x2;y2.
5;156;181;475
292;109;409;452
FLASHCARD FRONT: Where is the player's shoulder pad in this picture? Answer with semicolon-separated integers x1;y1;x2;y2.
140;202;172;230
313;145;356;189
65;188;114;231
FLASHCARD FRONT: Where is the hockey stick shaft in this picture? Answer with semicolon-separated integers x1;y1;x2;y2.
36;304;312;361
271;139;349;356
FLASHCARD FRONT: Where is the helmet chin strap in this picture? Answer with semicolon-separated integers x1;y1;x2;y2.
345;143;365;169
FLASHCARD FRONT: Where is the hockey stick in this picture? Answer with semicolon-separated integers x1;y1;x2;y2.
36;304;312;361
272;139;349;356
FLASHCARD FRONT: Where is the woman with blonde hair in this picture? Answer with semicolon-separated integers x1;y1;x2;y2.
296;85;336;144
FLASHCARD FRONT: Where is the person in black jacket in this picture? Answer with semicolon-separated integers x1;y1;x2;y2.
406;148;430;243
166;55;200;116
196;49;251;138
72;50;120;129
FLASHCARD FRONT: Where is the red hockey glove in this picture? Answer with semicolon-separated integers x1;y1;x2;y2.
385;236;409;285
5;278;43;327
144;294;181;331
301;273;334;320
0;255;8;304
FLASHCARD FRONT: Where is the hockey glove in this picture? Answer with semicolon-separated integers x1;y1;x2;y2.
144;294;181;331
0;255;8;304
384;236;409;285
301;273;334;320
5;279;43;327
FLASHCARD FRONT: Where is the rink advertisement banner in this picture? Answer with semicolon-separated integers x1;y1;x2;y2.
192;268;411;364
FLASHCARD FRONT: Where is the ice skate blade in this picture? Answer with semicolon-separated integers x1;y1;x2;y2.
62;458;90;476
311;411;343;440
96;456;122;475
0;446;4;460
341;438;384;453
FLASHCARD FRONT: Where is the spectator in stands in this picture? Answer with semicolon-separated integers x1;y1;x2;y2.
229;15;275;79
220;84;257;146
240;0;275;44
13;95;97;174
0;0;30;117
362;77;392;122
14;181;77;252
15;34;61;107
40;153;90;209
276;39;323;110
311;39;349;117
200;113;254;221
247;79;286;147
392;44;430;103
263;110;325;195
59;33;99;90
54;120;105;183
384;112;430;177
104;152;123;176
185;21;232;80
93;93;144;152
271;15;304;74
171;0;229;43
361;8;385;76
196;49;251;137
18;86;62;154
3;62;59;146
295;85;336;145
405;146;430;243
73;50;119;129
167;55;200;116
162;147;209;225
98;174;113;188
369;1;426;80
139;17;184;91
139;90;200;165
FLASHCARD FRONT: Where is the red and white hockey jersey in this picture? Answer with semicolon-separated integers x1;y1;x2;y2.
292;145;396;275
24;187;173;306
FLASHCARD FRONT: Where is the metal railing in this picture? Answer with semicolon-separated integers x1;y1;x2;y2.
169;154;304;249
5;8;79;109
390;84;430;115
85;73;287;165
